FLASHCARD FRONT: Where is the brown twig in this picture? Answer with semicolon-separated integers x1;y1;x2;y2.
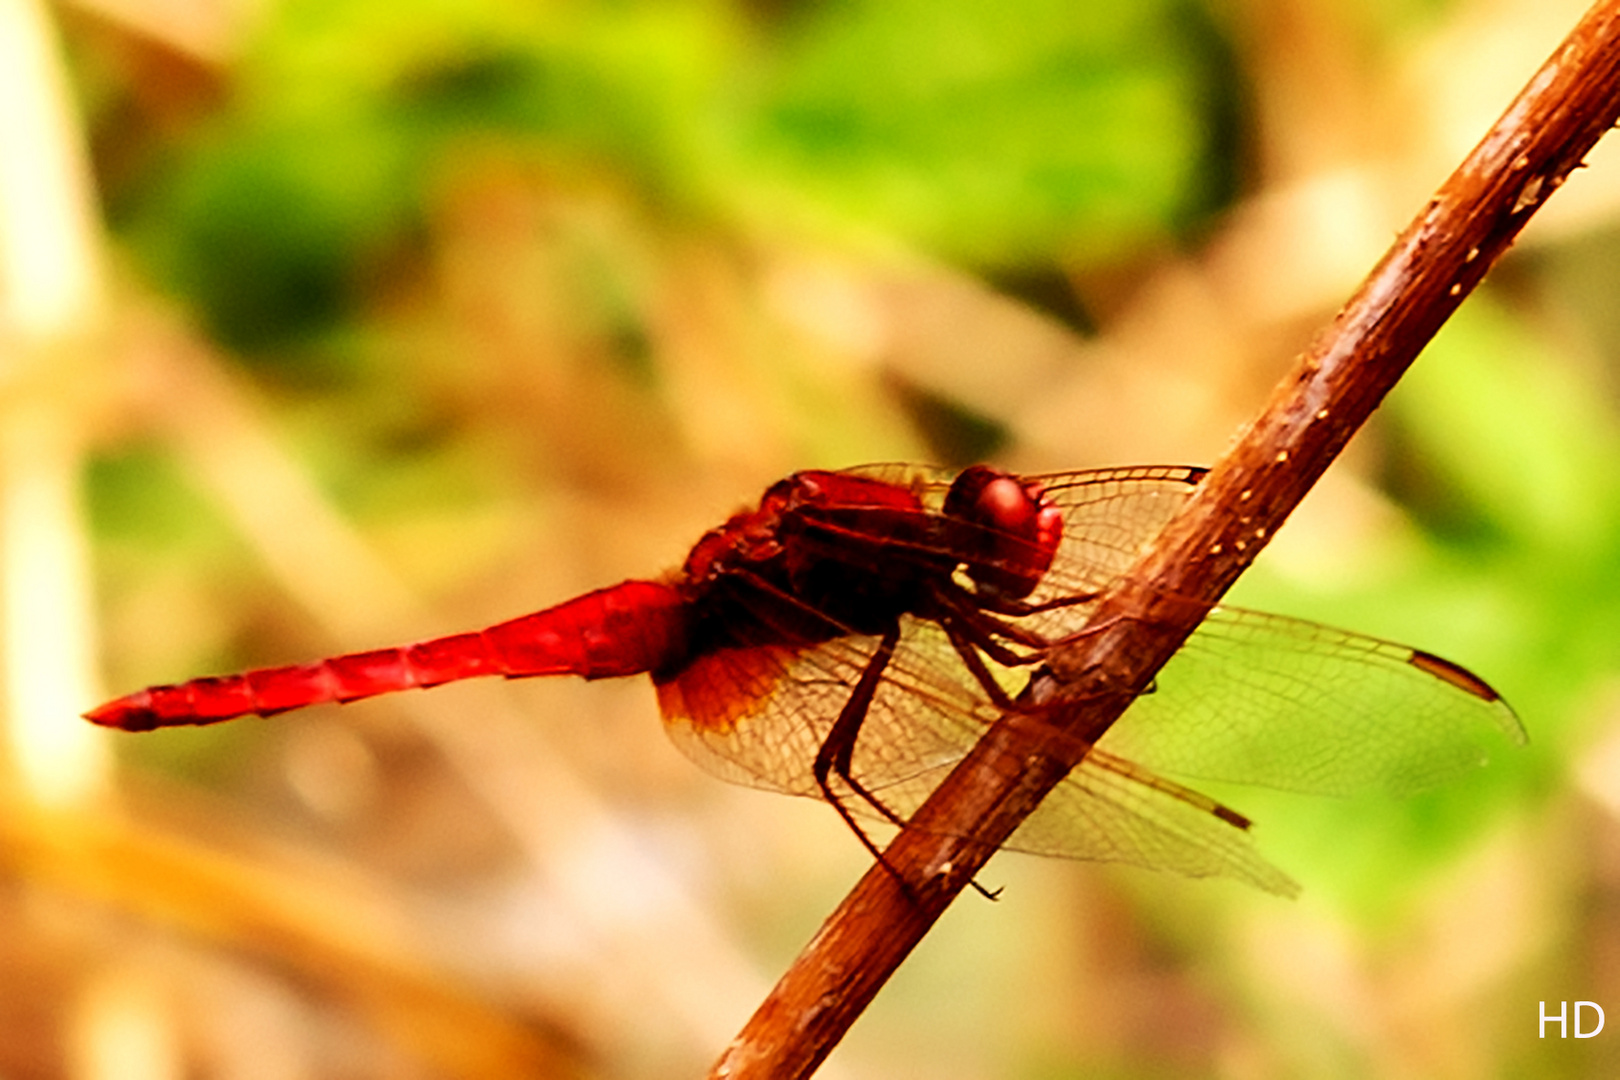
708;3;1620;1076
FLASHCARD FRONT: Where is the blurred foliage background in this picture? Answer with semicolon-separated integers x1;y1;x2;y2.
2;0;1619;1075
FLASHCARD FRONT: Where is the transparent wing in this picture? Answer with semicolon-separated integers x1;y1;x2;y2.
659;614;1299;893
657;616;1000;802
1006;749;1298;896
1027;466;1206;593
1098;608;1526;797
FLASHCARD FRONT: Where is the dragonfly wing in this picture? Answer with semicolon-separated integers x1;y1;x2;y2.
1004;748;1299;896
1005;467;1204;641
1033;466;1204;588
658;641;830;796
1098;608;1526;797
658;614;1302;894
657;616;996;805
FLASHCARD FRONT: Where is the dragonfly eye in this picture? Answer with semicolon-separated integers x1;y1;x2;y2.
943;466;1063;599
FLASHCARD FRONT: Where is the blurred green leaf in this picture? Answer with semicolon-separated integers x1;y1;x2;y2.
112;0;1241;355
740;0;1236;264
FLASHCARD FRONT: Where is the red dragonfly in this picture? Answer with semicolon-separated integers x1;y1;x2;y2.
86;464;1524;895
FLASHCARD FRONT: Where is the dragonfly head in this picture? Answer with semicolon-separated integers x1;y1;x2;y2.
943;466;1063;600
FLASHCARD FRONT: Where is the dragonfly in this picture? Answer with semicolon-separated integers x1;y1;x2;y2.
85;464;1525;896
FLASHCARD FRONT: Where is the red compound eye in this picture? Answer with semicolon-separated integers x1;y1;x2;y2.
943;466;1063;599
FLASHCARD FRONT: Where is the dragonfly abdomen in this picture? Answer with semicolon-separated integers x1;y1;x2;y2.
85;579;690;731
478;579;689;680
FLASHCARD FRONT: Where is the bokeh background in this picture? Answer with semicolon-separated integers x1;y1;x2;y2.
2;0;1619;1075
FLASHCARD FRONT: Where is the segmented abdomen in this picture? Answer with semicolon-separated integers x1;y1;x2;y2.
85;579;689;731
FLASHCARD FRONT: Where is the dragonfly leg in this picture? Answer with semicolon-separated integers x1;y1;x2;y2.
811;624;1004;901
941;622;1018;710
931;586;1052;663
813;626;907;831
942;574;1109;649
972;588;1101;618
